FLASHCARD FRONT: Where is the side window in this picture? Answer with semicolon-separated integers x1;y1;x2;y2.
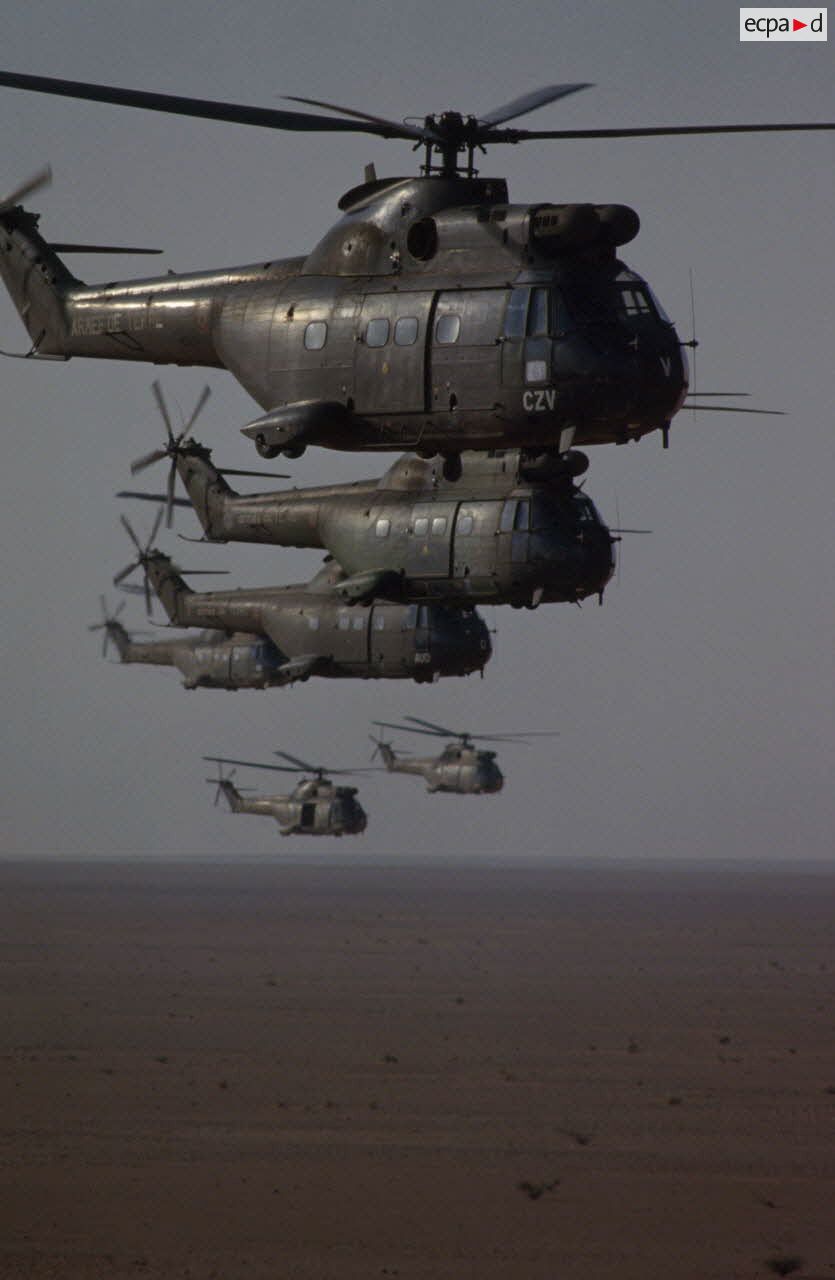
431;516;448;537
413;516;429;537
352;615;364;631
457;513;474;537
528;288;549;337
394;316;419;346
365;317;389;348
373;613;385;631
402;604;418;631
417;605;430;628
514;499;530;531
500;500;516;532
304;320;327;351
375;518;391;539
338;613;351;630
307;614;320;631
435;314;460;345
503;288;528;339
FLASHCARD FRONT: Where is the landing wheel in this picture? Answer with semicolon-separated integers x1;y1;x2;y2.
441;452;462;483
255;433;281;460
283;444;306;459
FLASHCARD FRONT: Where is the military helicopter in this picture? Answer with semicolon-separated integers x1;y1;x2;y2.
114;514;492;685
120;383;616;608
89;592;296;691
205;754;367;837
1;72;829;478
371;716;559;795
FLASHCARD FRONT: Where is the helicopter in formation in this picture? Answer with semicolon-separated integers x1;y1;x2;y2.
371;716;559;795
205;753;368;837
120;383;616;609
1;71;830;478
112;512;491;687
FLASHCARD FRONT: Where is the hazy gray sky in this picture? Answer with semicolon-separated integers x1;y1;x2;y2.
1;0;832;859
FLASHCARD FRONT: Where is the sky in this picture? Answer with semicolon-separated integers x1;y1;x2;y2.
1;0;832;860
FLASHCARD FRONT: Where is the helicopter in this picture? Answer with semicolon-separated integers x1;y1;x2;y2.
114;513;492;685
89;593;296;691
1;72;829;478
205;753;368;837
120;383;616;609
371;716;559;795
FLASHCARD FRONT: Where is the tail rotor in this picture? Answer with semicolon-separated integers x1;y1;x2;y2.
88;593;126;657
130;381;212;527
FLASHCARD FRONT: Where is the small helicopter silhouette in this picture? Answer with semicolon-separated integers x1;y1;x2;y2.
371;716;560;795
205;752;368;837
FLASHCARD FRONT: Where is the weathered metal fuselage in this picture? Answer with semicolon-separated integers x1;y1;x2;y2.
0;175;687;455
143;556;491;684
219;777;367;836
102;621;294;689
177;447;614;607
379;741;504;794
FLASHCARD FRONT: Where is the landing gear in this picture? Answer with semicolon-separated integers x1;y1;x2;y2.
255;434;306;461
441;451;462;483
255;433;281;460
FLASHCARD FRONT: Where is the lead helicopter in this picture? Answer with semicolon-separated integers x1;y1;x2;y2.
205;754;368;837
113;514;492;685
1;72;829;479
120;383;616;609
371;716;560;795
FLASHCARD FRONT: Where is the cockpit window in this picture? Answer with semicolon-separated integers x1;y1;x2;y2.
618;286;652;317
504;286;570;338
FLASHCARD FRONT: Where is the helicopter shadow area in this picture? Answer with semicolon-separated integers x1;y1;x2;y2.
0;859;834;1279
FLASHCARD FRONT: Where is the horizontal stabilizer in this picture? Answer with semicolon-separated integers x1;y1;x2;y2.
51;242;162;254
117;490;191;507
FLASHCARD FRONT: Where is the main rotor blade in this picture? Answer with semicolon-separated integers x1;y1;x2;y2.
499;121;835;142
203;755;300;774
283;95;430;141
405;715;459;735
217;467;292;479
684;404;785;414
372;719;445;738
478;82;591;128
273;749;318;771
0;71;423;139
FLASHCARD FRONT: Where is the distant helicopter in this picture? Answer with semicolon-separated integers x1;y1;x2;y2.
371;715;559;795
120;383;616;609
89;594;294;691
114;513;492;685
1;72;829;477
205;753;367;837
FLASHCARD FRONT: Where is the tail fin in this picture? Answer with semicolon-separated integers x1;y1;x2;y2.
0;185;79;355
143;552;193;625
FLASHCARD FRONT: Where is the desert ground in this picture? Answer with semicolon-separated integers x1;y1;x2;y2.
0;859;833;1279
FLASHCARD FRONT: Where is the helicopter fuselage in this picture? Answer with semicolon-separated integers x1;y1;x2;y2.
1;175;687;459
174;446;614;607
219;777;367;836
378;740;504;794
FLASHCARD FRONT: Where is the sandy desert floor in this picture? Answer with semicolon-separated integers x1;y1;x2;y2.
0;859;833;1279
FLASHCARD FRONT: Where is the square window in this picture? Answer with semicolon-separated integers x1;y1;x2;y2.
431;516;447;536
375;517;391;538
352;615;364;631
413;516;429;537
304;320;327;351
457;513;474;536
394;316;418;346
525;359;548;384
435;314;460;345
365;317;390;348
